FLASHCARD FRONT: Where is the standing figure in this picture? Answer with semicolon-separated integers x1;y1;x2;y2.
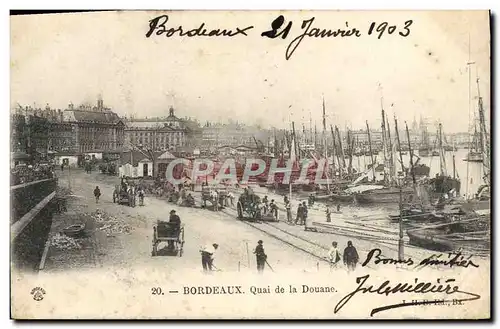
343;241;359;272
301;201;308;225
327;241;341;270
200;243;218;272
168;210;181;250
295;203;303;225
286;201;292;223
269;199;278;219
138;187;145;206
93;186;101;204
262;196;269;214
337;204;341;212
326;205;332;222
254;240;267;273
61;163;64;171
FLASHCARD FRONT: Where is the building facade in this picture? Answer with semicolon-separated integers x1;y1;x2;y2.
201;121;270;149
61;98;125;154
125;107;198;152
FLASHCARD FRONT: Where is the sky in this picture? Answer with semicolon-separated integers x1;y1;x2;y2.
10;10;490;133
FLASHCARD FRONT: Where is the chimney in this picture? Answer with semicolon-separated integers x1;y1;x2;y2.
97;94;104;111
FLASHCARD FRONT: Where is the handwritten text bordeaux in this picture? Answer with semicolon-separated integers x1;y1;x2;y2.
146;14;413;60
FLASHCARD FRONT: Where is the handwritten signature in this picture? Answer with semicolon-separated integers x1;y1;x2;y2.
334;274;481;316
361;248;479;269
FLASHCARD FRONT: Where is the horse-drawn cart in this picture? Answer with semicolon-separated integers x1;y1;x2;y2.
201;185;228;210
237;193;262;221
152;221;185;257
112;184;136;207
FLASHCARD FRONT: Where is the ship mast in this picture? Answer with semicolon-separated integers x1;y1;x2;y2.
322;97;330;193
386;114;395;183
366;121;376;181
380;99;389;185
465;33;473;199
405;122;416;186
438;123;447;176
335;125;346;172
330;125;337;180
331;125;341;179
476;76;490;186
394;116;405;186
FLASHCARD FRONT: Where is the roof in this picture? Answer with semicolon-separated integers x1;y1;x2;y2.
125;121;185;131
119;150;165;166
120;150;148;167
63;109;122;124
158;151;176;160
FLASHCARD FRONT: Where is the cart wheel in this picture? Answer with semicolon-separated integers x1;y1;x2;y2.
179;241;184;257
237;201;243;219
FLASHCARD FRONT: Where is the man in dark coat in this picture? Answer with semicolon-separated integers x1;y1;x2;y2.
295;203;303;225
168;210;181;250
254;240;267;273
301;201;308;225
93;186;101;203
343;241;359;272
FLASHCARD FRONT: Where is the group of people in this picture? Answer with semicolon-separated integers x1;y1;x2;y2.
261;196;278;218
199;239;268;274
282;196;310;227
327;240;359;271
11;163;55;185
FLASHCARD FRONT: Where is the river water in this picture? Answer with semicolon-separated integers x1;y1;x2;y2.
255;148;489;257
349;148;486;199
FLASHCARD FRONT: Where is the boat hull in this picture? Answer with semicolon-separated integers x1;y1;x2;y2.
354;187;413;204
463;152;483;162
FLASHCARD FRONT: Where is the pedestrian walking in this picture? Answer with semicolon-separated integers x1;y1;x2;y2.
200;243;219;272
60;163;64;171
326;205;332;222
301;201;308;225
337;204;341;212
295;203;303;225
254;240;267;273
269;199;278;219
138;187;145;206
93;186;101;204
286;201;292;223
327;241;341;270
343;241;359;272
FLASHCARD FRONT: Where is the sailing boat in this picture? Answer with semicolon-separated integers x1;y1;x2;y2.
463;125;484;162
351;108;413;204
407;71;490;254
428;123;462;204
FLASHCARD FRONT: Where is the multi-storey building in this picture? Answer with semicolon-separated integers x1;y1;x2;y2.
11;113;27;154
201;121;270;148
124;107;198;152
61;98;125;154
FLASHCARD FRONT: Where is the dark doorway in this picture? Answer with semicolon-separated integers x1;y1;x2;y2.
143;163;149;177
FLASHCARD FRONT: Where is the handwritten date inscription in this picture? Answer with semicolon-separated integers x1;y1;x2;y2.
145;14;414;60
